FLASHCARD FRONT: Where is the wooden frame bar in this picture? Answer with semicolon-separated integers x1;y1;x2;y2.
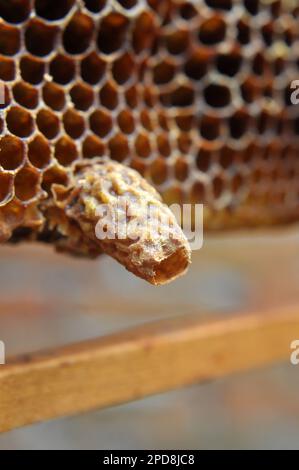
0;307;299;433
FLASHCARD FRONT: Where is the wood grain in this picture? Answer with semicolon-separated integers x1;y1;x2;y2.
0;307;299;433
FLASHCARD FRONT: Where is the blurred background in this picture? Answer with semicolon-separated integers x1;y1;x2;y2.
0;229;299;449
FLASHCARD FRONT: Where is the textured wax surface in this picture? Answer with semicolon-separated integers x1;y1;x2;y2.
0;0;299;243
48;158;191;283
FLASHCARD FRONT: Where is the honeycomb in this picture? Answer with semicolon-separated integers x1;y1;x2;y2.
0;1;299;262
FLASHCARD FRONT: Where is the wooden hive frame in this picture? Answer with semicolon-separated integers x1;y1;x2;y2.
0;305;298;433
